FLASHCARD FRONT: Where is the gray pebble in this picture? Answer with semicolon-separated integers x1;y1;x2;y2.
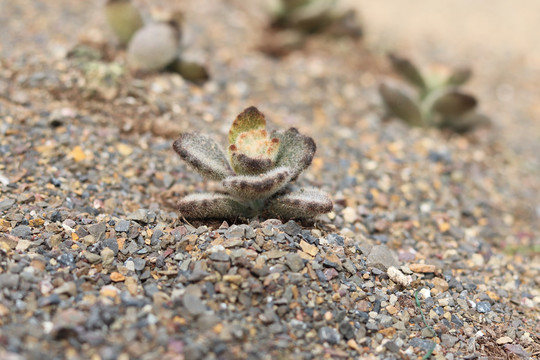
133;258;146;271
327;234;344;246
10;225;32;239
151;229;163;245
441;334;459;347
318;326;341;344
143;283;159;297
183;293;205;316
476;301;491;313
281;220;302;236
451;314;464;327
384;341;400;353
209;251;230;262
38;294;61;307
366;245;399;271
103;238;119;255
88;222;106;240
285;253;304;272
115;220;131;233
127;209;149;223
338;321;355;340
343;259;357;274
409;338;435;352
0;273;20;289
0;198;15;211
84;252;102;264
244;227;256;239
226;225;245;238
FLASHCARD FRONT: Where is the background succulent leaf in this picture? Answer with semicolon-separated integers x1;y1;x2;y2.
229;150;274;175
431;91;477;117
222;167;292;200
266;187;333;219
446;67;472;87
173;133;234;180
388;53;427;91
105;0;144;46
379;83;424;126
271;128;316;180
229;106;267;145
283;0;335;33
440;112;491;133
178;193;250;219
168;58;209;84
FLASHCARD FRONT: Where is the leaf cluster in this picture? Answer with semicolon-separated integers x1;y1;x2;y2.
261;0;362;56
105;0;208;83
379;54;490;133
172;107;333;220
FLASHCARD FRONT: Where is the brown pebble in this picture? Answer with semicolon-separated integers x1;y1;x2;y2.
110;272;125;282
409;263;437;273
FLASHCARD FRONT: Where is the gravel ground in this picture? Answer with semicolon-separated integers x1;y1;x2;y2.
1;1;539;359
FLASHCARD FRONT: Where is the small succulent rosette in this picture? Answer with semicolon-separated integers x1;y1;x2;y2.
379;53;490;133
172;106;333;219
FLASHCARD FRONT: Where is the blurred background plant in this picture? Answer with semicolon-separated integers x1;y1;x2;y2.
67;0;210;84
379;53;490;133
260;0;363;56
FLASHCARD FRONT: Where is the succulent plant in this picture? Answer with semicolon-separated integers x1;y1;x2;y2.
172;106;333;219
379;53;490;133
117;8;209;82
270;0;362;36
81;61;125;100
262;0;362;56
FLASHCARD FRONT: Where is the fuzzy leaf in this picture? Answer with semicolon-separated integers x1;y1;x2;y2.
432;91;477;117
388;53;426;91
446;67;472;87
271;128;316;180
173;133;234;180
229;150;274;175
229;107;266;145
222;167;292;200
266;188;333;219
379;83;423;126
440;112;490;133
178;193;251;219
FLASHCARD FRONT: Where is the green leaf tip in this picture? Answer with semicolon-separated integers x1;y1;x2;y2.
446;67;472;87
105;0;144;46
388;53;426;91
228;106;267;145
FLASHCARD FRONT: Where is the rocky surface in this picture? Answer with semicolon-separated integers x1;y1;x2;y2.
1;1;539;359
